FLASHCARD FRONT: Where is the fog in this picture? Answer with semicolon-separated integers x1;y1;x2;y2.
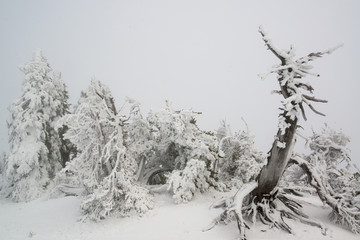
1;0;359;165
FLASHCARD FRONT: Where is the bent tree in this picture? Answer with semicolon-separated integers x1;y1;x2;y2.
207;27;357;239
253;28;340;201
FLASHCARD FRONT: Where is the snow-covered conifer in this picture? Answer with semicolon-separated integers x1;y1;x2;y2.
57;80;153;219
146;101;219;202
123;99;155;182
216;120;231;142
0;152;7;193
5;50;69;202
56;79;118;192
218;125;264;187
52;72;72;167
80;126;153;220
0;152;5;175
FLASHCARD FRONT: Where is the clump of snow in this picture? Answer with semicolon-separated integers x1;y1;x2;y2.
277;141;286;149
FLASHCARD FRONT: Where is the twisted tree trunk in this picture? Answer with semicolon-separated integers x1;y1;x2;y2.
207;27;342;239
252;121;297;201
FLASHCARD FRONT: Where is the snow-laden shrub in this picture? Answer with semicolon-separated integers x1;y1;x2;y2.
307;125;360;232
167;159;212;204
282;125;360;233
307;125;355;192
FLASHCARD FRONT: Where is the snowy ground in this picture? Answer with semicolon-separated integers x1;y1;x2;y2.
0;190;358;240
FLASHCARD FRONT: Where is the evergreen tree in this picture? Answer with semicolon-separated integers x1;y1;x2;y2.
0;152;5;175
57;79;153;220
145;101;220;203
5;50;69;202
56;79;118;192
217;125;264;188
0;152;7;194
123;99;155;182
53;72;72;167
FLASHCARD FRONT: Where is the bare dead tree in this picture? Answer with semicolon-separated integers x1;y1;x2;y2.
206;27;346;239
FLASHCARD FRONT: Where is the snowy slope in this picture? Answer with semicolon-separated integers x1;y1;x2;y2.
0;190;358;240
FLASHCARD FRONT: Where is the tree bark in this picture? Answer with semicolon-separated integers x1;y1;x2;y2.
252;118;297;200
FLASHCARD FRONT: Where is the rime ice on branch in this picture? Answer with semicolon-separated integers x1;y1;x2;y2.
290;125;360;234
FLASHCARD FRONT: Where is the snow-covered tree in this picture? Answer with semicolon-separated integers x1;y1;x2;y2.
209;27;344;239
0;152;7;193
5;50;70;202
80;125;153;220
52;72;72;167
215;120;231;142
295;125;360;233
55;79;118;193
124;98;155;183
56;79;153;220
145;101;219;202
0;152;5;175
218;126;264;187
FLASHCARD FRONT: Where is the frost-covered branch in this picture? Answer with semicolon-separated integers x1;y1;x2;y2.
259;26;341;134
259;26;289;64
291;154;360;234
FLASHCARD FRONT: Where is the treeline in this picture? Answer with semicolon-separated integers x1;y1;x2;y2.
0;50;263;220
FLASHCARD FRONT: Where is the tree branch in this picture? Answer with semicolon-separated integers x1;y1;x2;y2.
299;103;307;121
259;26;287;64
296;44;343;65
303;95;328;103
302;99;326;116
291;154;360;234
295;83;314;93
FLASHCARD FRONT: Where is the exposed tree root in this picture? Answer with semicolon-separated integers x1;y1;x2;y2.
207;153;360;239
204;181;257;239
206;181;327;240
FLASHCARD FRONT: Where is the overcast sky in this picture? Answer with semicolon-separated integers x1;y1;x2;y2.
1;0;359;165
